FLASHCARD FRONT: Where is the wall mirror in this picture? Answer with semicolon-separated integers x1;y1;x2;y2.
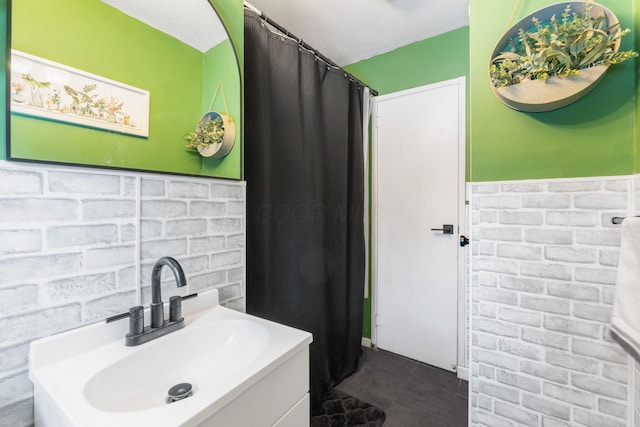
8;0;242;179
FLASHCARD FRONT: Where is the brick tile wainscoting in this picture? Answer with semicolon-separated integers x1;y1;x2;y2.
0;161;246;425
470;178;634;427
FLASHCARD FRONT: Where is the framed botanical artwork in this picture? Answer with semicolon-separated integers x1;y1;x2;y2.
10;50;150;137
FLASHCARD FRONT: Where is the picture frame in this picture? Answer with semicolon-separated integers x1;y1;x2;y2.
9;50;150;137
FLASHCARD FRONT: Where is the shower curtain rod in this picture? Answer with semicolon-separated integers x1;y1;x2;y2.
243;2;378;96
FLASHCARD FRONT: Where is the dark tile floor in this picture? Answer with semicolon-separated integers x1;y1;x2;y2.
335;347;469;427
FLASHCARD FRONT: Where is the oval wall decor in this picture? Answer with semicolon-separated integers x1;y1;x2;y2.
183;111;236;159
195;112;236;159
489;1;637;112
183;82;236;159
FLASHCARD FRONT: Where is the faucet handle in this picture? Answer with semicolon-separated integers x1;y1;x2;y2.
129;306;144;335
170;293;198;322
169;296;182;322
105;305;145;325
181;292;198;301
105;306;145;337
105;311;130;323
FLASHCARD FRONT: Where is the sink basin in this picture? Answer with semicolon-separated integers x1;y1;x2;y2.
84;319;268;413
30;289;313;427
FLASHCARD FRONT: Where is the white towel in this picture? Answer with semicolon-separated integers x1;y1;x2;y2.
611;217;640;359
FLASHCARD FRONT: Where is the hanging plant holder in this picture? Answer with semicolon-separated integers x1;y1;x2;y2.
488;2;632;112
185;82;236;159
194;111;236;158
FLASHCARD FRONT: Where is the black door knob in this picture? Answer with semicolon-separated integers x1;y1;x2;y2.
430;224;454;234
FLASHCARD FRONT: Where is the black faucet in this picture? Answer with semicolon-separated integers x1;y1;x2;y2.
150;257;187;328
105;257;194;346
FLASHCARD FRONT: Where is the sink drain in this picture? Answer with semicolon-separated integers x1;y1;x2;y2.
167;383;193;404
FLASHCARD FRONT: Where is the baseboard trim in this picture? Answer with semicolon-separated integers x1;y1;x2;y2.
361;337;372;348
457;366;469;381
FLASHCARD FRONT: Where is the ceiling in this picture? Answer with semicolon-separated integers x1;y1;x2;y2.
100;0;228;52
245;0;470;66
100;0;470;65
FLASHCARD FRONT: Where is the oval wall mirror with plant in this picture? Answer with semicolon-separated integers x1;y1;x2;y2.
489;1;638;112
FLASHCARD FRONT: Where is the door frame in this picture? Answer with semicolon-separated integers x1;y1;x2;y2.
370;77;467;375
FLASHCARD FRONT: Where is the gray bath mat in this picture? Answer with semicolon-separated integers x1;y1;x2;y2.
311;388;386;427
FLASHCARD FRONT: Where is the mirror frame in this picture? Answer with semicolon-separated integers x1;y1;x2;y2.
4;0;242;180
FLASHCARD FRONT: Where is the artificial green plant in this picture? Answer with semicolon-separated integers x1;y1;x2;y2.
490;1;638;88
184;115;225;150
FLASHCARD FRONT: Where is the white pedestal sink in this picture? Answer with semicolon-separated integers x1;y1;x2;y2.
29;289;313;426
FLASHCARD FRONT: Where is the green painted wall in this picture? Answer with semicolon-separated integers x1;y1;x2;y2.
345;27;470;339
210;0;243;180
11;0;199;174
635;0;640;173
470;0;637;181
202;39;242;178
345;27;470;96
4;0;242;179
211;0;243;77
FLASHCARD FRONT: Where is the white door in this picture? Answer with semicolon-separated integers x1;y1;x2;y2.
373;78;465;372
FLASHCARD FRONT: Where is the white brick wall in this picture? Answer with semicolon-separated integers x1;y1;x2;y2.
471;178;633;427
0;161;246;425
139;177;245;310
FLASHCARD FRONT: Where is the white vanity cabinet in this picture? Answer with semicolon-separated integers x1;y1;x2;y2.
198;347;310;426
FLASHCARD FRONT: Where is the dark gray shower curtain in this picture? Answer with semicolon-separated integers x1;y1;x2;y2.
244;11;366;412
